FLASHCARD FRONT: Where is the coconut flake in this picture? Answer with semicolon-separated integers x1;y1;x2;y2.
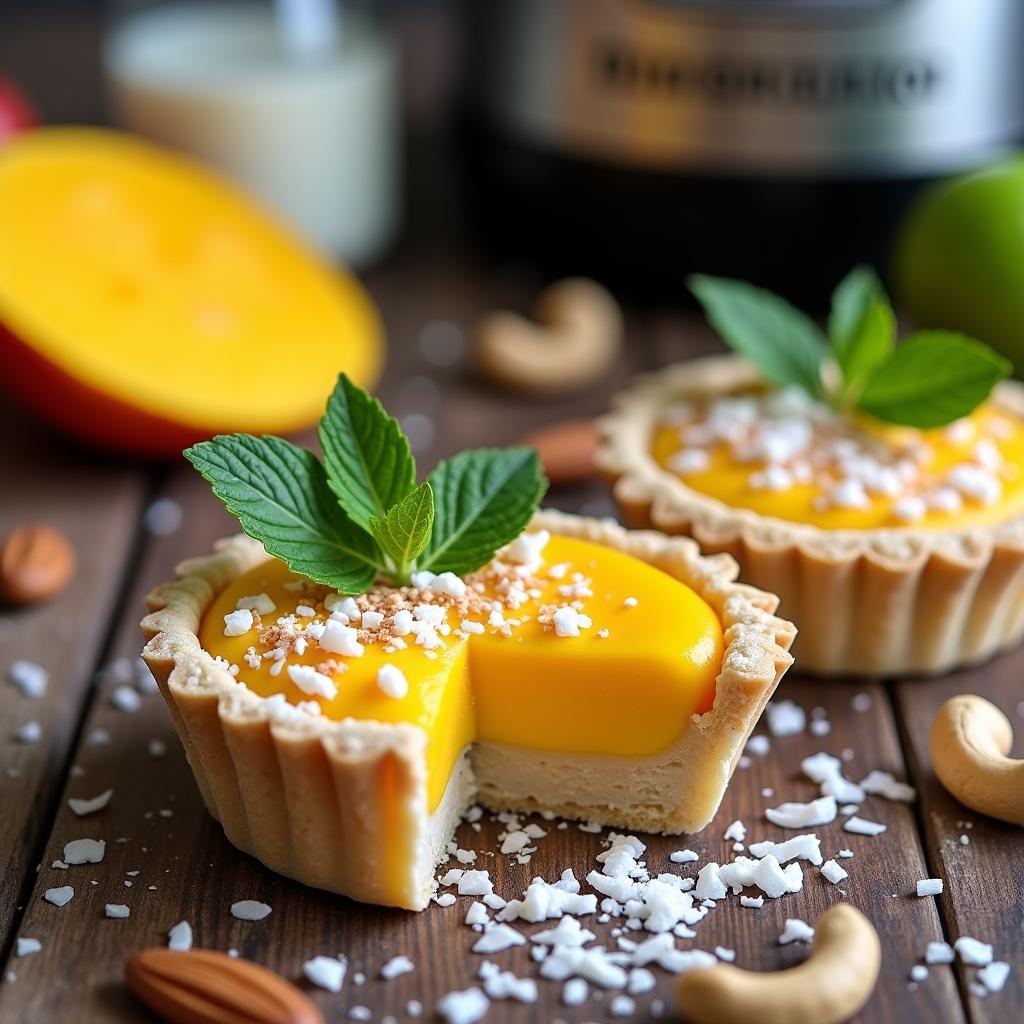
110;686;143;713
68;789;113;816
8;660;48;699
978;961;1011;993
223;609;254;637
63;838;105;865
843;815;887;836
800;752;865;803
287;664;337;700
779;919;815;945
747;834;822;866
820;859;848;885
765;796;837;829
766;699;806;736
230;900;272;921
955;937;993;966
304;955;347;992
380;955;415;980
473;923;526;954
925;941;955;965
436;988;490;1024
168;920;192;951
859;770;916;803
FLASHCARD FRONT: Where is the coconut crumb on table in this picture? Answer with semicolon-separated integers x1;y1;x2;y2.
42;886;74;907
230;900;272;921
304;955;347;992
167;920;192;951
67;789;114;816
380;955;415;980
843;815;887;836
7;660;48;699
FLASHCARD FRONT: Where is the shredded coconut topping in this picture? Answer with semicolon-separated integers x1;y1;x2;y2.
659;389;1016;522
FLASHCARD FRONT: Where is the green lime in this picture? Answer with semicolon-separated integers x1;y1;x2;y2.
892;156;1024;374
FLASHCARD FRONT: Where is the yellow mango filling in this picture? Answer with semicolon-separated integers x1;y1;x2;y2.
199;535;723;810
652;388;1024;530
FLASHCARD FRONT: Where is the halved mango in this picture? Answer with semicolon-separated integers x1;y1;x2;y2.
0;127;383;455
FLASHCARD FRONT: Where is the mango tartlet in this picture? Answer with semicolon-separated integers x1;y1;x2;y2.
599;354;1024;675
141;511;794;910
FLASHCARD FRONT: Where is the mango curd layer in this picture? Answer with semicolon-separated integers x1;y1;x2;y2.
652;390;1024;530
199;535;724;811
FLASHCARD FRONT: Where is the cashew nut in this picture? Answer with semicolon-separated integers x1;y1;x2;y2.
475;277;623;395
930;694;1024;825
677;903;880;1024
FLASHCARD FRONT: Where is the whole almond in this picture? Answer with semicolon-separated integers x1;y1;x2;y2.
125;948;324;1024
0;523;75;605
519;419;599;485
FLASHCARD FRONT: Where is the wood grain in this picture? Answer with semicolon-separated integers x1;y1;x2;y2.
0;315;976;1023
0;6;1018;1020
0;403;149;957
895;657;1024;1024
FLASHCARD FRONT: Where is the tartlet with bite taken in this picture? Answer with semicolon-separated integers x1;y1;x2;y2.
142;376;794;909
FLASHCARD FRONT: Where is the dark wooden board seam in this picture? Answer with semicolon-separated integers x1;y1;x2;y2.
0;468;160;971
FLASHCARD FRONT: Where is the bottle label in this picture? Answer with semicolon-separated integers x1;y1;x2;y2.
468;0;1024;177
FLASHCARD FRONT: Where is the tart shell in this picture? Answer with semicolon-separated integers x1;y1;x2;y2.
597;354;1024;677
141;510;794;910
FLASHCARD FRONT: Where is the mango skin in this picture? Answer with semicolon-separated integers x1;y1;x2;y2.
0;318;211;456
892;157;1024;374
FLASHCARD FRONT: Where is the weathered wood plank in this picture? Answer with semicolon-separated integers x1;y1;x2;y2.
0;405;149;956
894;655;1024;1024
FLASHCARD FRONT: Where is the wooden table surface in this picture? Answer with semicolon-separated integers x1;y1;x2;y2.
1;5;1022;1022
1;269;1022;1024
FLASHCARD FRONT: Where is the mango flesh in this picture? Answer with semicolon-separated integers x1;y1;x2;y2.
0;127;382;455
892;157;1024;374
199;535;725;811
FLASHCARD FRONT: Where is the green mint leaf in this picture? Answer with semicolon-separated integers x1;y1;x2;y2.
420;448;547;576
828;266;895;388
838;299;896;394
857;331;1012;428
184;434;379;592
688;274;826;397
829;265;885;353
319;374;416;531
369;482;434;575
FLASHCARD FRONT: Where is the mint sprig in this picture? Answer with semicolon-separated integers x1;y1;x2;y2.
185;375;548;593
689;267;1011;428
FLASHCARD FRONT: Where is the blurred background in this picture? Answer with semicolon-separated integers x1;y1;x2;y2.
4;0;1024;460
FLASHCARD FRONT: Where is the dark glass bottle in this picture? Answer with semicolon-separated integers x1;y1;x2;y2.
457;0;1024;307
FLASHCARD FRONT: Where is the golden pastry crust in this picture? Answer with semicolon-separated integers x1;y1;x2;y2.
141;510;794;910
597;354;1024;676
